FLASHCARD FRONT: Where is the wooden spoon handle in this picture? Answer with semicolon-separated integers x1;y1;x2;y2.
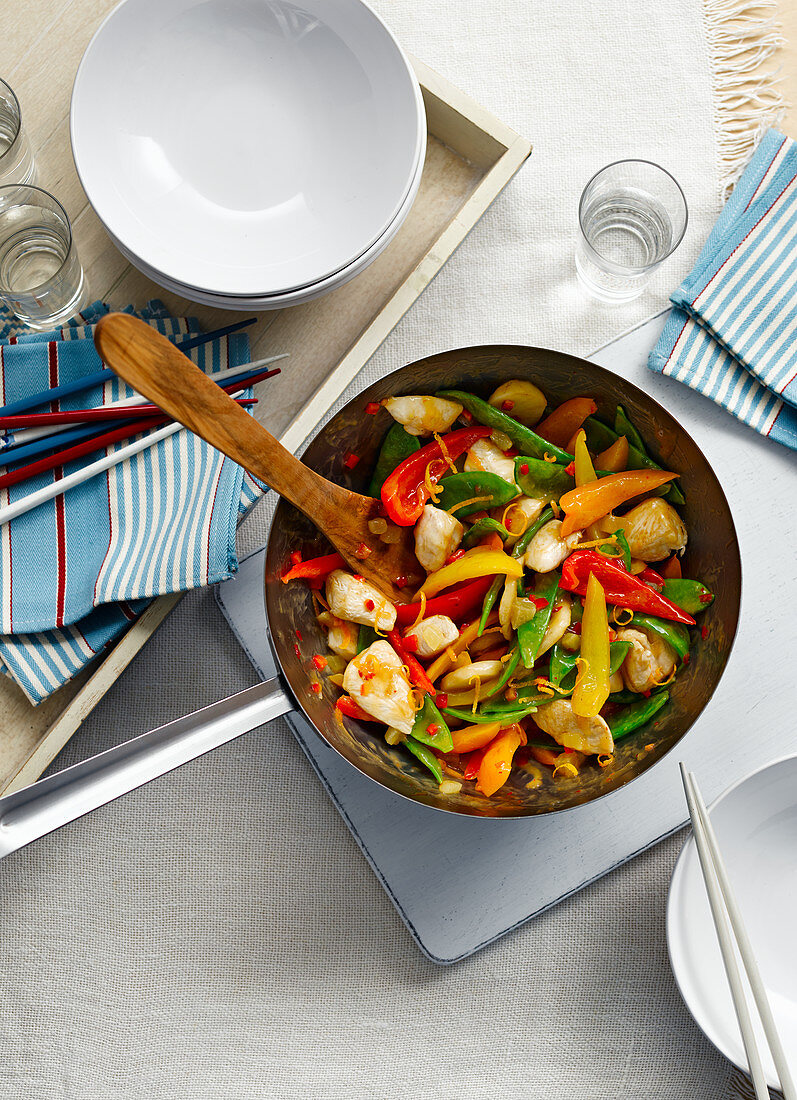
94;313;346;520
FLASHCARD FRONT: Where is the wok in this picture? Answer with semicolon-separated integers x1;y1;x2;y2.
0;346;741;853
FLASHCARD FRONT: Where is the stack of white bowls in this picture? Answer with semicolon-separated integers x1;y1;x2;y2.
70;0;426;310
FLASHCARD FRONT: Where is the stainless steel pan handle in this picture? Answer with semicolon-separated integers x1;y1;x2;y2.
0;678;293;859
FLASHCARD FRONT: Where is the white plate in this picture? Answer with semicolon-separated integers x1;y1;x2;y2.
104;133;425;309
71;0;425;297
667;755;797;1090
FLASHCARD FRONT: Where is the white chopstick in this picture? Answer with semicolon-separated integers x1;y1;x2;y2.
0;353;287;447
0;387;247;527
680;763;796;1100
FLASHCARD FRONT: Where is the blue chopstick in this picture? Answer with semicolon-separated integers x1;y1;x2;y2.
175;317;256;351
0;318;259;417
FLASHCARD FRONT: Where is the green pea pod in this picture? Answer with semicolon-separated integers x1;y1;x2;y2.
592;529;632;571
442;703;538;724
405;736;443;783
478;575;504;636
517;573;560;669
514;456;573;502
512;505;554;559
607;690;670;740
614;405;646;453
461;517;509;549
410;694;453;752
550;639;632;694
630;613;690;663
436;471;518;517
660;578;714;614
367;423;420;496
356;624;380;654
437;389;572;464
582;416;686;506
480;646;521;702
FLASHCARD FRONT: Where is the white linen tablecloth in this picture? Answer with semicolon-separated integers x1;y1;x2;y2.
0;1;782;1095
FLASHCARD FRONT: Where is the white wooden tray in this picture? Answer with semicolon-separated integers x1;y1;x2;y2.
0;56;531;795
217;311;797;964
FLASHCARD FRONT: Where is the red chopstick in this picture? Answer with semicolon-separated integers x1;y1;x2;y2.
0;415;174;490
0;396;257;429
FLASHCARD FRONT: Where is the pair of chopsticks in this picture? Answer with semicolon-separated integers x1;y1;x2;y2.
680;764;796;1100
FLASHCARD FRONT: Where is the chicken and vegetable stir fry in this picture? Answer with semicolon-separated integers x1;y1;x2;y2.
282;382;714;799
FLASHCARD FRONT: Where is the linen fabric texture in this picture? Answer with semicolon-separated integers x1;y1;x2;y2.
0;301;262;702
650;129;797;450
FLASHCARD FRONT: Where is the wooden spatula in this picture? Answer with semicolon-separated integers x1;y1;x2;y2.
94;313;419;604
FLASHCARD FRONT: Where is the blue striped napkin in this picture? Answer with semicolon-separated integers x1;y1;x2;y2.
0;301;264;704
649;129;797;450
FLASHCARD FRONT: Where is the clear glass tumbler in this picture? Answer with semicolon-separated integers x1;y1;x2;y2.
0;78;37;187
0;185;89;331
575;160;687;304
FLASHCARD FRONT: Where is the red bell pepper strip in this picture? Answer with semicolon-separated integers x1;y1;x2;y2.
336;696;376;721
388;629;436;696
282;551;344;583
462;746;489;780
380;425;492;526
394;574;494;625
560;550;695;626
636;566;665;589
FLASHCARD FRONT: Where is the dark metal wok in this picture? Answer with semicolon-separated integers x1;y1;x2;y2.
265;344;742;818
0;345;741;854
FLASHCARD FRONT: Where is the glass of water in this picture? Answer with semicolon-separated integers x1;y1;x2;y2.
576;160;687;304
0;79;37;187
0;185;89;331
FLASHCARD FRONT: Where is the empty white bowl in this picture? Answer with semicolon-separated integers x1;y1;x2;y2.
71;0;425;297
667;755;797;1090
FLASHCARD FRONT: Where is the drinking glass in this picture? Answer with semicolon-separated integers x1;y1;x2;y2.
0;185;89;331
0;78;37;187
575;160;687;303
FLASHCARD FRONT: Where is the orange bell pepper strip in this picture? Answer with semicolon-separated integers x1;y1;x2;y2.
573;429;597;486
559;469;677;537
595;435;629;472
476;723;527;796
529;744;560;768
450;721;503;753
571;572;610;718
536;397;597;449
415;547;522;600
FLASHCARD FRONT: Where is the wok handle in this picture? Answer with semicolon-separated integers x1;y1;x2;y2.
0;679;293;859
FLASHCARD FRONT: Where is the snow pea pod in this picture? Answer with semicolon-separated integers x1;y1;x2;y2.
410;694;453;751
405;736;443;782
514;456;573;502
607;690;669;740
368;423;420;496
517;572;560;668
437;389;573;464
478;575;503;636
511;505;555;559
582;416;685;506
442;703;538;724
357;625;380;654
480;646;521;701
660;578;714;614
462;517;509;549
630;613;690;663
614;405;645;453
436;471;518;517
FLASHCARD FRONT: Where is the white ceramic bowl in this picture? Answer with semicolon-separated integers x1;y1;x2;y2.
667;755;797;1090
103;135;424;309
71;0;425;297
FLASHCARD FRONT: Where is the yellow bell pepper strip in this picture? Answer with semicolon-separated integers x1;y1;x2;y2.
476;723;527;796
415;547;523;600
558;468;677;537
450;720;503;753
571;572;611;718
380;425;492;526
536;397;597;449
595;434;629;472
573;429;597;486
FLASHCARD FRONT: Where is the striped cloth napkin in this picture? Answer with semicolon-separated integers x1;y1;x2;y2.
649;128;797;450
0;301;263;704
